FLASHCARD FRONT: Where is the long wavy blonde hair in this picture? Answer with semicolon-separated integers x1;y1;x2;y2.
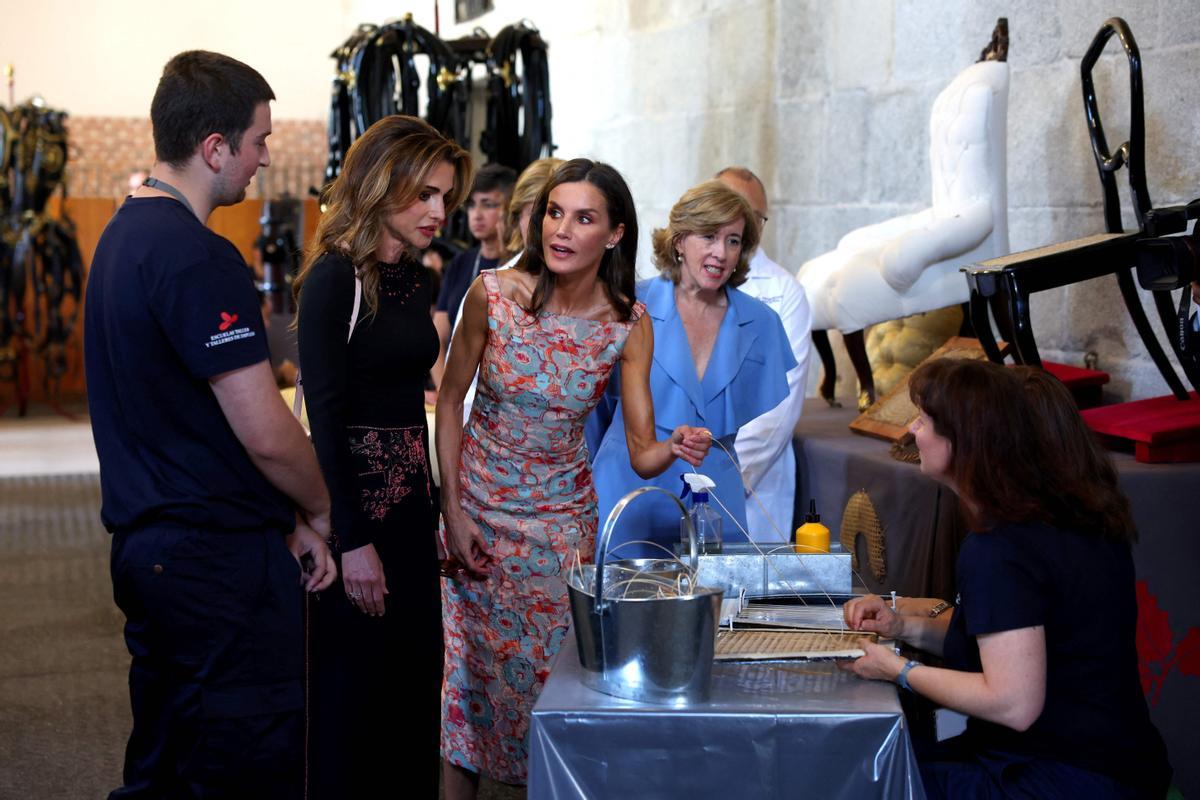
293;115;472;320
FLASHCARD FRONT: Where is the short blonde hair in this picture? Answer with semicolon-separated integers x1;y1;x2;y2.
504;157;563;254
651;180;760;288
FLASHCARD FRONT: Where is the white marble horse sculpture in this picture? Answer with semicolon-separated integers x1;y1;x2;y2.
798;22;1011;409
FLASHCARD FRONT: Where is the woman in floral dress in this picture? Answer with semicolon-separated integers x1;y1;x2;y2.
436;158;711;797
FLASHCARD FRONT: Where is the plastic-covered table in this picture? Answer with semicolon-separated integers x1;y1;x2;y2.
529;640;923;799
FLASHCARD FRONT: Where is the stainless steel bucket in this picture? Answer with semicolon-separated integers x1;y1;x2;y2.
568;487;724;704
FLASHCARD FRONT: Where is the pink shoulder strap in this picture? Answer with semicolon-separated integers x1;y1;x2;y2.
629;299;647;324
480;268;501;302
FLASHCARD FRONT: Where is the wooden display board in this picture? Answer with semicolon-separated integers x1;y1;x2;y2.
849;336;1004;442
2;197;114;413
714;628;877;661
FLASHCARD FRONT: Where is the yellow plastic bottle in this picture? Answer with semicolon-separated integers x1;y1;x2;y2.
794;499;830;554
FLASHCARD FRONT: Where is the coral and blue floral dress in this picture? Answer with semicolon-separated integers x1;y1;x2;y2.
441;269;644;784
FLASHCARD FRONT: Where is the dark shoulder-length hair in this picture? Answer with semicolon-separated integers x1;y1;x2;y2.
1016;366;1136;541
908;358;1135;542
518;158;638;322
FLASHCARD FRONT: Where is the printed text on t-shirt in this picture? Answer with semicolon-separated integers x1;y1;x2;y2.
206;327;256;348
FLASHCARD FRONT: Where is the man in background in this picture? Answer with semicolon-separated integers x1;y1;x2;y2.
85;50;335;799
717;166;813;543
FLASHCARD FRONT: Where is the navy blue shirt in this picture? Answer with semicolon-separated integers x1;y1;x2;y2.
943;521;1171;797
84;197;293;535
435;247;498;329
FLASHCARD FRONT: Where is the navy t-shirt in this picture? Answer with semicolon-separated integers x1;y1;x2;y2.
84;197;293;535
943;521;1171;796
435;246;498;329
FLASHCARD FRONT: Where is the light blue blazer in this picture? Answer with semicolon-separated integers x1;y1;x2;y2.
588;277;797;560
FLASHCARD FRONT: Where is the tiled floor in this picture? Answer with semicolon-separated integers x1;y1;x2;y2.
0;472;127;796
0;415;524;798
0;416;99;477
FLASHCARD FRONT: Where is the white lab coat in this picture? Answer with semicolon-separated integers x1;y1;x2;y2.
734;248;813;544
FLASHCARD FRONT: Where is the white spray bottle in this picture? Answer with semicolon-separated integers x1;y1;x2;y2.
680;473;722;554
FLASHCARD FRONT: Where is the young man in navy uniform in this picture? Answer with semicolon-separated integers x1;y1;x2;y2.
85;50;336;799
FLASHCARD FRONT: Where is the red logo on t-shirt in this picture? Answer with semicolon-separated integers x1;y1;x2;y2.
218;312;239;331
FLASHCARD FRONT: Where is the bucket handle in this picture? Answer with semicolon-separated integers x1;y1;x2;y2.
595;486;696;614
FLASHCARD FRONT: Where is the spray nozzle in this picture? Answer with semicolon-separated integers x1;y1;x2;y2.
680;472;716;502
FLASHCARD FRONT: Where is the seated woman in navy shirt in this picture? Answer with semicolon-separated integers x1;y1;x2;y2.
844;359;1171;800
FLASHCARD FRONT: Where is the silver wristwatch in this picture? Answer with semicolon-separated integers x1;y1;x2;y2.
896;659;921;692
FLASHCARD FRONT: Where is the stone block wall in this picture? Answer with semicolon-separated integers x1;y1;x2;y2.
22;0;1192;399
452;0;1199;400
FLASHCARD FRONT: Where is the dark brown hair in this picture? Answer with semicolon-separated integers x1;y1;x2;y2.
151;51;275;168
469;163;517;197
908;358;1135;542
519;158;638;322
1017;366;1136;541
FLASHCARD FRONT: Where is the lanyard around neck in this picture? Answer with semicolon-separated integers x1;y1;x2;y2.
142;177;197;218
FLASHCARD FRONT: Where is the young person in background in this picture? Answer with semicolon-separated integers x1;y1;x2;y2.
432;164;517;392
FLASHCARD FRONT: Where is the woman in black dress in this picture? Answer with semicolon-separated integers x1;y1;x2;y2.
294;115;471;798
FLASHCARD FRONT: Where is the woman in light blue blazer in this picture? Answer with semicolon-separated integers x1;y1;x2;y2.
589;180;796;559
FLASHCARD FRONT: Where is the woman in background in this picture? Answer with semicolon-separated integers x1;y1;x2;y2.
844;359;1171;799
294;115;471;798
589;180;795;557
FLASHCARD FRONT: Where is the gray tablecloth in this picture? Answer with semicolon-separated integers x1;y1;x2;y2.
529;641;923;799
793;401;966;601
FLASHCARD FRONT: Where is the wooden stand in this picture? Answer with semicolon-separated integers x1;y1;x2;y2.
1041;360;1110;409
1083;393;1200;463
850;337;1003;441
